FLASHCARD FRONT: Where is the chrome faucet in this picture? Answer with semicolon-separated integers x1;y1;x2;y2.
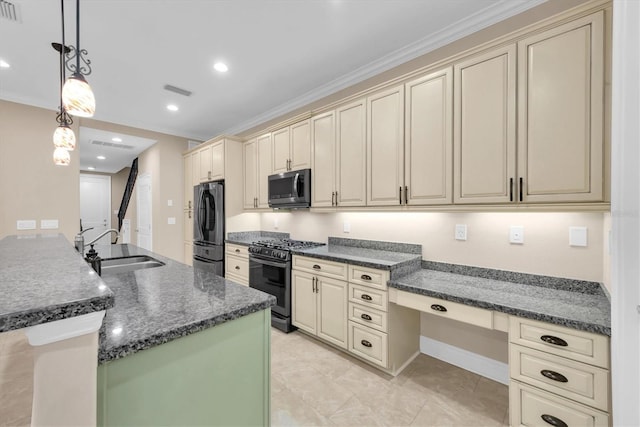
87;229;120;246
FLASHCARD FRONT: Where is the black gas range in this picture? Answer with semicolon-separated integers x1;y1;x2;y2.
248;239;324;332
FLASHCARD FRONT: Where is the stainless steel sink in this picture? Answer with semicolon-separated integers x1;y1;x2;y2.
101;255;165;275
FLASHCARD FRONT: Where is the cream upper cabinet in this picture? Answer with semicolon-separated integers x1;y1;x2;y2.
272;120;311;173
243;139;258;209
336;99;367;207
183;154;193;210
210;141;224;181
517;12;604;203
198;145;213;182
454;44;517;204
404;67;453;205
311;111;336;207
367;85;404;206
191;150;200;187
257;133;272;208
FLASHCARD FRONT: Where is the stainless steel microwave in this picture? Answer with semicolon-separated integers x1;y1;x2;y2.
268;168;311;209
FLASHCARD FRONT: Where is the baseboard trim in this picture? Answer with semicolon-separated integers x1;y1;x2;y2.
420;335;508;385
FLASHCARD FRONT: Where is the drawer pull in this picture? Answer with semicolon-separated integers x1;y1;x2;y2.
234;266;240;270
361;294;372;301
360;274;372;281
540;335;568;347
430;304;447;312
312;264;321;270
361;314;372;321
541;414;568;427
540;369;568;383
361;340;372;348
235;249;240;253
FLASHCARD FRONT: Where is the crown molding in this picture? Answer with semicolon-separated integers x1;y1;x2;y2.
224;0;547;136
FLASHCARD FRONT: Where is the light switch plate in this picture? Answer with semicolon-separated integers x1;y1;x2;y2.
167;200;173;207
40;219;59;229
569;226;588;247
509;226;524;244
343;221;351;233
167;217;176;225
17;220;36;230
274;217;279;229
455;224;467;241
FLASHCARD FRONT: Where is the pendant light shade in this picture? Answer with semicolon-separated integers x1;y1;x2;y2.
53;124;76;150
53;147;71;166
62;72;95;117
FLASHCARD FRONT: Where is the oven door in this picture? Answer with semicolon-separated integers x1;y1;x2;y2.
249;255;289;318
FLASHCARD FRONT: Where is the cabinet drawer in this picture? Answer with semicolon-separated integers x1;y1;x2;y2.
293;256;348;281
348;265;389;290
509;316;609;368
225;254;249;281
511;344;609;411
510;381;609;427
348;321;388;368
393;290;492;329
225;243;249;258
225;272;248;286
349;302;388;333
348;284;388;312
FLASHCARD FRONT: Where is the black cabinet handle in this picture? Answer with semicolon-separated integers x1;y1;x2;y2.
361;340;372;348
540;369;568;383
361;294;372;301
519;177;523;202
399;186;402;204
234;266;240;270
361;314;372;321
509;178;514;202
540;335;568;347
312;264;321;270
404;185;408;205
235;249;240;253
430;304;447;312
541;414;567;427
361;274;372;281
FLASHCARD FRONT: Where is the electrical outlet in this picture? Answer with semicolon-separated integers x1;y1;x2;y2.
167;199;173;207
509;226;524;244
17;220;36;230
455;224;467;241
40;219;59;229
167;217;176;225
343;221;351;233
274;217;279;230
569;226;588;247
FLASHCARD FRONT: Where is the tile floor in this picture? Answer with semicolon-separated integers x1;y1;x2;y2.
0;328;508;427
271;329;509;427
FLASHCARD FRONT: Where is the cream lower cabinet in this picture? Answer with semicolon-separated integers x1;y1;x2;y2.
509;316;610;426
225;243;249;285
292;269;348;349
183;209;193;266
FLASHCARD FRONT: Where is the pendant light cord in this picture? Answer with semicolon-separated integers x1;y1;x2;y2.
59;0;65;112
75;0;80;72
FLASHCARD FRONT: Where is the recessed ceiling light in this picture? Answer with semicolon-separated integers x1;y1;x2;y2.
167;104;179;112
112;137;122;142
97;155;106;160
213;62;228;73
0;60;9;69
87;166;95;170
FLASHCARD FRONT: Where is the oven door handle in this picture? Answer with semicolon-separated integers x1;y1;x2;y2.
250;256;287;268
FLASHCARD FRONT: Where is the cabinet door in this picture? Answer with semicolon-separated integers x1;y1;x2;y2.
292;270;317;334
199;145;213;182
336;99;367;206
290;120;311;171
272;127;290;173
243;139;257;209
518;12;604;203
191;151;200;188
317;276;348;349
454;45;516;204
184;209;193;243
184;242;193;266
311;111;335;207
367;85;405;206
183;154;193;210
210;141;224;181
257;133;272;208
405;67;453;205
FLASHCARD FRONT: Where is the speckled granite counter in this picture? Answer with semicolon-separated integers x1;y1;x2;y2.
0;234;114;332
292;237;422;279
96;244;275;363
389;268;610;336
225;231;289;246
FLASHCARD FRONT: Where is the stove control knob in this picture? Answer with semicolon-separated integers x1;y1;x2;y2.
279;252;286;259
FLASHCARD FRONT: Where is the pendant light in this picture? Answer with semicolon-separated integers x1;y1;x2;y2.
61;0;95;118
53;147;71;166
53;0;75;165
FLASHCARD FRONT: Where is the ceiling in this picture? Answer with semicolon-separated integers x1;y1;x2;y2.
79;127;156;173
0;0;546;142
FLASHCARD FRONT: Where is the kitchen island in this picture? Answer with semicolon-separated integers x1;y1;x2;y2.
94;243;275;426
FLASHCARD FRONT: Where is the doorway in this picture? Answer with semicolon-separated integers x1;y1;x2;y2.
136;173;152;250
79;174;111;245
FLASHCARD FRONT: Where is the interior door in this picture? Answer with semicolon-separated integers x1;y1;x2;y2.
136;173;152;250
79;174;111;245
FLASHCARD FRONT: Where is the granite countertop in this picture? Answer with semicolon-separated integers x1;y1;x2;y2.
292;237;422;279
389;269;611;336
0;234;114;333
225;231;290;246
96;244;275;363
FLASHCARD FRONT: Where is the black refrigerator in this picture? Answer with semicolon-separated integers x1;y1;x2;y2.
193;180;224;276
